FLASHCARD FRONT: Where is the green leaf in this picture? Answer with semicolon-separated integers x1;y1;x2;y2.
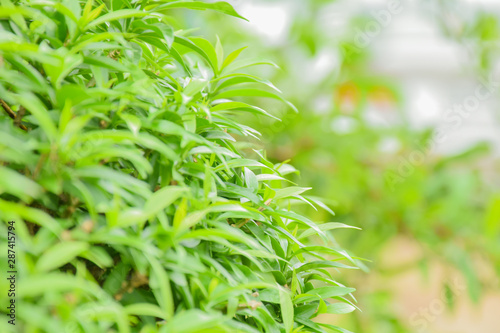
244;167;259;192
326;303;356;315
0;199;62;235
317;323;355;333
124;303;167;319
190;37;219;74
279;288;294;333
85;9;152;29
214;88;298;112
273;187;312;201
36;241;90;272
144;186;187;219
147;1;247;21
161;309;226;333
0;167;43;201
148;255;175;319
213;158;269;172
83;55;129;72
131;21;174;48
259;288;280;303
80;246;114;268
215;35;224;70
294;261;358;273
210;102;280;121
222;46;247;69
174;35;217;73
298;223;360;240
17;273;103;298
296;286;356;302
17;92;58;139
214;73;281;92
271;210;325;240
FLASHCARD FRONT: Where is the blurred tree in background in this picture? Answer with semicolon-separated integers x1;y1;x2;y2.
185;0;500;332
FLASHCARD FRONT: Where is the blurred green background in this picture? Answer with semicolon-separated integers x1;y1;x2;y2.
173;0;500;332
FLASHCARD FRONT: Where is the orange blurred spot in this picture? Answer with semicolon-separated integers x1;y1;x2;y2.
368;86;396;109
334;81;361;113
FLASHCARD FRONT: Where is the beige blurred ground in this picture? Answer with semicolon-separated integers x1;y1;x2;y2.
379;237;499;333
317;236;500;333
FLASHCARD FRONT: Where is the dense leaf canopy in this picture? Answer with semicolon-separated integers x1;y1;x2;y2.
0;1;358;332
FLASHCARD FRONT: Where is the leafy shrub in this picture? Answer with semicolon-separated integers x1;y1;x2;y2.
0;1;359;332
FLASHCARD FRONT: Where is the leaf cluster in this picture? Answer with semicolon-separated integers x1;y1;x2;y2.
0;1;358;332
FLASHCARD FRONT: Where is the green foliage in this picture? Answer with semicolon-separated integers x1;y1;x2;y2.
0;1;358;332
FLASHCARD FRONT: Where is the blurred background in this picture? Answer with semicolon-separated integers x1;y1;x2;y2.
176;0;500;332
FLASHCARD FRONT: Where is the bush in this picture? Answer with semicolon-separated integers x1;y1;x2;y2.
0;1;359;332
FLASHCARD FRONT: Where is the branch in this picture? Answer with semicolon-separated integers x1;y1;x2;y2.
0;99;28;131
